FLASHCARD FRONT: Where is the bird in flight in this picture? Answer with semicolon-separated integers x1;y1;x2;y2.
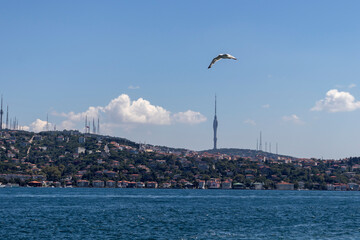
208;54;237;69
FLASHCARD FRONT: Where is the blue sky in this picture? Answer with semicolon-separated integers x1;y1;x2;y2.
2;1;360;159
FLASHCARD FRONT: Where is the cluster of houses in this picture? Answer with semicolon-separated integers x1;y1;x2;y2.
2;131;360;191
0;180;354;191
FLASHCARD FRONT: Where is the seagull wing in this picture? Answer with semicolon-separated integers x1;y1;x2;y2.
208;54;237;68
208;55;222;69
224;54;237;60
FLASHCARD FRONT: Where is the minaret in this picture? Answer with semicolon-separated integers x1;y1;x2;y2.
93;118;96;134
259;131;262;151
46;114;49;131
213;95;218;150
85;115;87;134
6;105;8;129
97;118;100;134
0;95;3;130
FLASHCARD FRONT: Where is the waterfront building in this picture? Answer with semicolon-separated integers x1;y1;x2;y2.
254;182;264;190
127;182;136;188
348;183;359;191
333;183;347;191
207;179;221;189
118;180;129;188
28;181;42;187
221;180;232;189
92;180;104;188
276;182;294;190
77;180;90;187
54;182;61;188
161;182;171;188
106;180;116;188
327;184;335;191
146;181;158;188
198;180;206;189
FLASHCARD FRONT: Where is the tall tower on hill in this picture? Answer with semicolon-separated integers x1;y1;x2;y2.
0;95;3;130
6;105;8;129
213;95;218;150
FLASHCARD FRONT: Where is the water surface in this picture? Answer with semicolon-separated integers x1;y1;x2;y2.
1;188;359;239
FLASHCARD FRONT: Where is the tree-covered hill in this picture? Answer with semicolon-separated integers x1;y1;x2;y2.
0;129;359;190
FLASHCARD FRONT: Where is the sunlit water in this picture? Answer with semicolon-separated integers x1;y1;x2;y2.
1;188;359;239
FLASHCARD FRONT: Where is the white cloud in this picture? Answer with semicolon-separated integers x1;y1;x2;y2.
244;119;256;126
262;104;270;109
282;114;304;125
60;120;76;130
30;119;53;132
311;89;360;112
104;94;171;125
349;83;356;89
173;110;207;124
56;94;206;132
21;126;30;131
55;106;102;122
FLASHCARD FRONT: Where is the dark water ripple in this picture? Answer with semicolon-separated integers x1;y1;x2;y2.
0;188;359;239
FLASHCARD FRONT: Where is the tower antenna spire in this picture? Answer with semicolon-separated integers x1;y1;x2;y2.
93;118;96;134
97;117;100;134
85;115;87;134
213;94;218;150
46;113;49;131
0;95;3;130
6;105;8;129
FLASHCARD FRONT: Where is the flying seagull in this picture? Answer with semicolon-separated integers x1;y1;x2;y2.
208;53;237;69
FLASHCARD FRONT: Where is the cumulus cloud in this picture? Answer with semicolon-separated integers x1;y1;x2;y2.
30;119;53;132
55;94;206;131
172;110;207;124
282;114;304;125
19;125;30;131
311;89;360;112
104;94;171;125
55;106;102;121
244;119;256;126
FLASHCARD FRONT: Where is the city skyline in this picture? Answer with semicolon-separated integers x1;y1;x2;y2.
2;1;360;159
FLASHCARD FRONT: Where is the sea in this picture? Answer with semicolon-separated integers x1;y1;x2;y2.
0;188;359;240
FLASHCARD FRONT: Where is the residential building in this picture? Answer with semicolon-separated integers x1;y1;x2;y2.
92;180;104;188
77;180;90;187
106;180;116;188
276;182;294;190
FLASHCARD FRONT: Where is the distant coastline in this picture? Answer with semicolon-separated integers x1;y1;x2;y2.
0;129;359;191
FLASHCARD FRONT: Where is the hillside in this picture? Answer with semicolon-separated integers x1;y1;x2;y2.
0;129;360;190
202;148;297;160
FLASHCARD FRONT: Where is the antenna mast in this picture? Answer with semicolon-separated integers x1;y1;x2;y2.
97;117;100;134
6;105;8;129
0;95;3;130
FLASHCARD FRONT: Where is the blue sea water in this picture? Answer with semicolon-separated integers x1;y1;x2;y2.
0;189;359;239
